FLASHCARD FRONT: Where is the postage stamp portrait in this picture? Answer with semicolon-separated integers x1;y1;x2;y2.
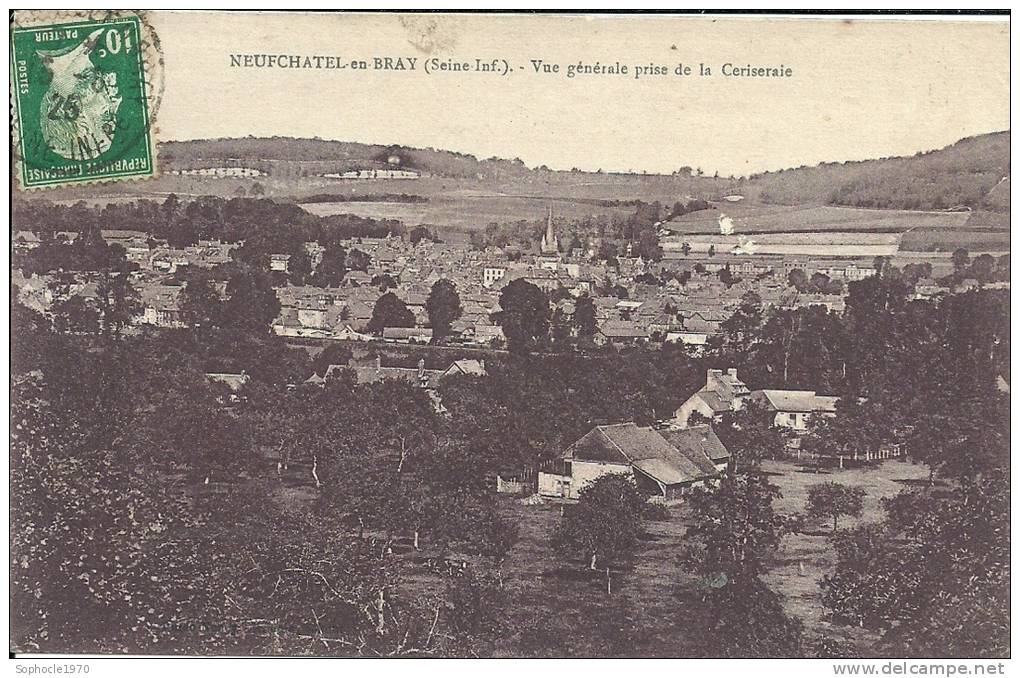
11;15;155;188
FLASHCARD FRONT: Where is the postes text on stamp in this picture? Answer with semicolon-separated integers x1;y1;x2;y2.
11;15;155;188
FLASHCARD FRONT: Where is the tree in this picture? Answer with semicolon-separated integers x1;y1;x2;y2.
707;245;716;257
553;474;645;572
425;279;462;343
96;271;141;339
347;248;371;272
681;242;692;257
313;245;347;287
952;247;971;272
223;267;281;334
821;472;1008;657
180;270;223;328
287;246;312;285
682;470;788;582
549;308;571;348
494;279;550;354
788;268;809;291
697;577;804;658
367;292;414;335
714;401;787;472
408;226;437;245
50;295;101;335
635;229;663;262
573;294;597;341
806;482;866;531
11;374;206;653
312;343;354;377
372;273;397;290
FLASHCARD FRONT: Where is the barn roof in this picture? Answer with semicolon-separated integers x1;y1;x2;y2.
661;425;730;467
564;423;720;486
754;389;839;413
754;385;840;411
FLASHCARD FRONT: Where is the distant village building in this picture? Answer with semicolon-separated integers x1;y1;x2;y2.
269;254;291;272
482;266;507;287
169;166;266;178
382;326;433;344
138;285;186;328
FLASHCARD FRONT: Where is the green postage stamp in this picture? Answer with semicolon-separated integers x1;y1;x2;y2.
11;15;157;188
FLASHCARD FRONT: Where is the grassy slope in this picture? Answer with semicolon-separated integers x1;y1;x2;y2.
748;132;1010;212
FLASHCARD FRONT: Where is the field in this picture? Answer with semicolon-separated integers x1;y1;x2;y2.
898;228;1012;253
266;456;927;657
760;458;929;648
30;168;1008;254
302;194;633;239
666;204;973;236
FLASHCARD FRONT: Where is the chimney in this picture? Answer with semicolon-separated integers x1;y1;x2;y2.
727;368;738;379
706;368;723;388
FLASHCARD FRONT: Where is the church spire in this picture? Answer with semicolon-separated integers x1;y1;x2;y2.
541;206;559;255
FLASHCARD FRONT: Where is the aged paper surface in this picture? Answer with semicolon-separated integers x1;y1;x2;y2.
9;10;1011;665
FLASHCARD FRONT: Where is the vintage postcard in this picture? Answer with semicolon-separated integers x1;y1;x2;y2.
8;9;1011;670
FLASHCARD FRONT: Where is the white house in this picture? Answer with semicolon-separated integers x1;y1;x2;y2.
673;368;750;428
749;389;839;431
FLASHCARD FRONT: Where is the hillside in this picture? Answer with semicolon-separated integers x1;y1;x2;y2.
748;131;1010;211
79;131;1010;218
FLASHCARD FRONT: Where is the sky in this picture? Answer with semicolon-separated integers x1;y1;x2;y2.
149;12;1010;177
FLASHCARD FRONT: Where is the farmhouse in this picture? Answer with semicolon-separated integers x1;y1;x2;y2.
538;422;725;501
749;389;839;431
673;368;749;427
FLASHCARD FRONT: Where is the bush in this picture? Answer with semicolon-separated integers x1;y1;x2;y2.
642;502;671;521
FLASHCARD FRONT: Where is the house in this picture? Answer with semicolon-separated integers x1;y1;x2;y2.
382;326;433;344
482;266;507;287
351;356;439;387
438;359;487;380
14;231;41;250
205;371;250;403
333;324;373;341
537;422;725;501
138;285;186;328
269;254;291;272
749;389;839;431
471;323;505;346
659;424;731;473
673;368;750;427
594;320;649;346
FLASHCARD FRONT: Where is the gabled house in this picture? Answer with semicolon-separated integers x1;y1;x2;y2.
749;389;839;431
659;424;731;473
673;368;750;428
537;422;725;501
205;371;250;403
14;231;41;250
439;359;487;381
